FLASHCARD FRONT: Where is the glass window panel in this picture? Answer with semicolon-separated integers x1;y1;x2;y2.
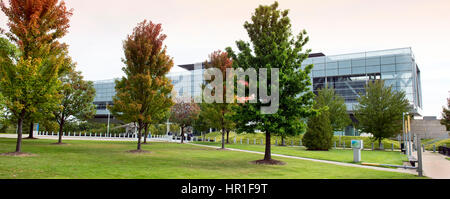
406;94;414;103
396;72;412;79
338;68;351;75
366;57;380;66
313;70;325;77
381;72;395;79
313;63;325;71
397;78;413;87
396;55;412;64
312;57;325;64
384;79;396;87
381;56;395;65
326;62;338;69
352;67;365;75
326;69;338;76
396;63;412;71
381;64;396;72
366;66;380;73
351;59;365;67
338;60;351;68
399;86;413;94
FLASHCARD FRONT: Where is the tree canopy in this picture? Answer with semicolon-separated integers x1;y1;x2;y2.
225;1;316;164
170;98;200;144
109;20;174;151
315;86;351;132
303;109;333;150
441;97;450;131
0;0;73;152
201;50;236;149
354;80;409;145
54;69;96;144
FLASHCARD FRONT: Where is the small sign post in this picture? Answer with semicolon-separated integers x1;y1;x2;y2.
351;140;363;163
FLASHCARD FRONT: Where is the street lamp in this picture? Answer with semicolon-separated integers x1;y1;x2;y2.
107;102;110;136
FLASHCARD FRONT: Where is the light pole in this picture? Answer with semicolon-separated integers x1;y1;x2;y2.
107;102;110;136
402;112;406;154
407;113;412;156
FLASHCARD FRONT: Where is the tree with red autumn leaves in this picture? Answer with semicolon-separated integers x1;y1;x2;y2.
170;98;200;144
109;20;174;152
200;50;236;149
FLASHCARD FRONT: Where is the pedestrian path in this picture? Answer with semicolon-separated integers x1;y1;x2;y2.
189;143;417;175
421;151;450;179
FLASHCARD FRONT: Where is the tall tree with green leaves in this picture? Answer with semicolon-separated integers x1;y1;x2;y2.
354;80;409;146
0;37;18;133
441;97;450;131
201;50;236;149
0;58;62;153
109;20;174;152
54;70;96;144
193;105;211;137
226;1;315;164
0;0;72;152
315;86;351;132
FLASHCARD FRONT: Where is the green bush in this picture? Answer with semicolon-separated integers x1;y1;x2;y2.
302;110;334;150
425;139;450;150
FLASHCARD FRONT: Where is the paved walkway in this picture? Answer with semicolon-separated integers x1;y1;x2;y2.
421;151;450;179
189;143;417;175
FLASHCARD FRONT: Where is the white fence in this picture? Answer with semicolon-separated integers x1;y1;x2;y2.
35;131;183;142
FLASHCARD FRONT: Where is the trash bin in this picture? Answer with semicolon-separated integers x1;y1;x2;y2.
401;143;405;153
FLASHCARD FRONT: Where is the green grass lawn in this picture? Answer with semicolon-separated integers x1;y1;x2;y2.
193;142;408;165
202;132;402;149
0;138;422;179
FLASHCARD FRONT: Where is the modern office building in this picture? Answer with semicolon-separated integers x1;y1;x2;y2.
304;47;423;135
92;47;423;135
92;63;205;123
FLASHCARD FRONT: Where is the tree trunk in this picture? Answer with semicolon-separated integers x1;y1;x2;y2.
58;119;64;144
180;126;184;144
221;128;225;149
226;130;230;144
15;117;24;153
143;124;148;144
137;126;142;150
281;136;285;146
264;131;271;161
27;121;34;139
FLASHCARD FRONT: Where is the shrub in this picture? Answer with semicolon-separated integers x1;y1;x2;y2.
302;110;333;150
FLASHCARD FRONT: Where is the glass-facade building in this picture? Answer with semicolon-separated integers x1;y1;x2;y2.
92;47;423;135
93;79;116;116
305;47;422;135
305;47;422;114
92;63;205;121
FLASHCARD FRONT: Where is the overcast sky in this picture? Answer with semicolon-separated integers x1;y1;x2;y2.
1;0;449;117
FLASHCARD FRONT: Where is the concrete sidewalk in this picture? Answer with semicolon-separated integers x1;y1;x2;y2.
189;143;418;175
421;151;450;179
